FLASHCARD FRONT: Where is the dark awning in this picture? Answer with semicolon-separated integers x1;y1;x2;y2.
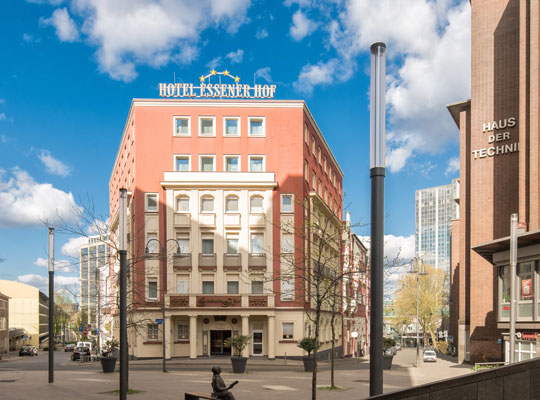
472;229;540;263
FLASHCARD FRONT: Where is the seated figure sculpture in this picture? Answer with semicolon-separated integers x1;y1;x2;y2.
211;366;238;399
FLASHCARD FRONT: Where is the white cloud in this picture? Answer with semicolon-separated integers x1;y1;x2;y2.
360;234;415;262
17;273;79;294
37;149;71;176
254;67;272;83
225;49;244;64
293;58;354;95
0;113;5;121
290;10;318;41
34;0;252;82
88;218;109;235
22;33;42;43
445;156;460;175
0;135;8;143
0;168;81;228
255;28;268;39
40;7;79;42
61;236;88;258
34;257;75;272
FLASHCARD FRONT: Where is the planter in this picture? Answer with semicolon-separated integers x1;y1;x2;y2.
100;357;117;373
382;354;393;370
230;356;248;373
302;356;314;372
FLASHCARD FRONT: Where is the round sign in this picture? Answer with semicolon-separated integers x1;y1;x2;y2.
351;331;359;338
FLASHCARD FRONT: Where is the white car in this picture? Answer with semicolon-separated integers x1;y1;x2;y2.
423;350;437;362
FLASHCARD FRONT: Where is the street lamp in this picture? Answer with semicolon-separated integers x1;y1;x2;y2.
408;257;428;367
145;238;181;373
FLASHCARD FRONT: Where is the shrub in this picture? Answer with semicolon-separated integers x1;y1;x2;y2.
297;337;317;356
224;335;250;357
383;337;396;350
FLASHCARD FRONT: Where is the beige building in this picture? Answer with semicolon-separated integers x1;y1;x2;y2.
0;280;49;348
0;291;8;354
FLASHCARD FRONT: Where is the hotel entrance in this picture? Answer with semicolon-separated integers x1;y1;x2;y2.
210;330;232;355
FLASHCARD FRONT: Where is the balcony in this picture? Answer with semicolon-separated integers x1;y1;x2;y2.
174;213;191;227
199;213;216;228
248;253;267;270
173;254;192;271
224;213;241;227
223;254;242;271
198;253;217;270
166;293;275;308
249;213;265;227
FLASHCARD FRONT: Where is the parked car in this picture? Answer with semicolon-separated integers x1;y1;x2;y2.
71;346;91;361
19;345;38;356
423;350;437;362
64;344;75;352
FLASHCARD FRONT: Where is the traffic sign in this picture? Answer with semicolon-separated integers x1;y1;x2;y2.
79;326;83;332
155;318;164;324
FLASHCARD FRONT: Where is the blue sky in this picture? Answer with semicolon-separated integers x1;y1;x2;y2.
0;0;470;294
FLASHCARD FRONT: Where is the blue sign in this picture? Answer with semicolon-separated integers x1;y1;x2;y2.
155;318;164;324
79;326;83;332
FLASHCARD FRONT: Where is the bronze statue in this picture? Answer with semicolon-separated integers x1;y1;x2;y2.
211;366;238;399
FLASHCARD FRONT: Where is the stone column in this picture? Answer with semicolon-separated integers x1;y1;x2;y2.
189;315;197;359
241;315;249;357
165;316;172;359
268;315;275;359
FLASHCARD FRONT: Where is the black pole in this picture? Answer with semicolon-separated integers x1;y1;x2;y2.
370;167;385;396
48;269;54;383
119;249;128;400
162;245;167;373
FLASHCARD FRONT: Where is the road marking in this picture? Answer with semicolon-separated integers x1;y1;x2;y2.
73;378;114;383
262;385;297;391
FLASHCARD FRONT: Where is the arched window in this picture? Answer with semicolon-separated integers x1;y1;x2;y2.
176;195;190;212
250;196;263;213
225;195;239;212
201;195;214;212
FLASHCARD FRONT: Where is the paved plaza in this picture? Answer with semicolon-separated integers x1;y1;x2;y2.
0;348;473;400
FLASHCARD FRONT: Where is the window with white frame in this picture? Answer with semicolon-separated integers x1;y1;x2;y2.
324;157;327;173
224;117;240;136
282;322;294;339
146;232;158;253
249;156;264;172
145;193;158;212
311;136;316;155
281;233;293;254
174;116;190;136
201;195;214;212
148;278;158;300
281;194;293;213
176;233;189;254
251;280;264;294
248;117;265;136
250;232;264;254
318;148;322;164
176;195;190;212
199;117;215;136
200;155;215;172
312;172;316;190
304;123;308;144
177;323;189;340
224;156;240;172
147;324;159;340
175;155;190;172
227;275;239;294
176;274;189;294
201;234;214;254
250;196;263;213
225;195;239;212
226;233;239;254
304;161;309;181
281;279;294;300
202;275;214;294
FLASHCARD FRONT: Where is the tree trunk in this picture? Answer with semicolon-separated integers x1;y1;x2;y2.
330;321;335;387
312;310;321;400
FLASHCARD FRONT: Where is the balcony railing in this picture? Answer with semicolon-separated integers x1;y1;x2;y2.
166;293;275;308
198;253;217;270
199;213;216;227
224;213;241;227
223;253;242;270
173;253;192;270
248;253;267;270
174;213;191;227
249;213;265;227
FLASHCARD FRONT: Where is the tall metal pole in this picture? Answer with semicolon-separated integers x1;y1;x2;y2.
369;41;386;397
509;213;518;363
119;188;128;400
416;272;420;367
162;245;167;373
48;227;55;384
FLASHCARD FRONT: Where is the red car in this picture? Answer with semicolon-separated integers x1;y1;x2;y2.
71;346;91;361
64;344;75;352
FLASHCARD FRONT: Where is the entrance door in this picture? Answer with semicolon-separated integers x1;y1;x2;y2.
210;330;232;355
253;330;263;355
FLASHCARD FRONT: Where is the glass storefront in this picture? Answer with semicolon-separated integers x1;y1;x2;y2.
505;340;537;362
498;261;538;321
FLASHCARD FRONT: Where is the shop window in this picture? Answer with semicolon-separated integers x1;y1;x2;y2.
177;323;189;340
147;324;159;340
518;262;534;318
282;322;294;339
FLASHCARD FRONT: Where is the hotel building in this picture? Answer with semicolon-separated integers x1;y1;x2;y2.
449;0;540;363
108;95;344;359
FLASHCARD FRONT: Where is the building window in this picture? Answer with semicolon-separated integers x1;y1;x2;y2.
304;123;308;144
176;233;189;254
176;196;190;212
176;275;189;294
251;281;264;294
318;148;322;164
227;276;239;294
202;277;214;294
281;194;293;213
201;235;214;255
147;324;159;340
146;232;158;253
200;155;215;172
312;172;316;190
304;161;309;181
175;155;190;172
226;233;239;254
177;323;189;340
250;196;263;213
224;156;240;172
281;233;293;254
249;156;265;172
199;117;215;136
281;279;294;301
225;195;239;212
224;117;240;136
174;116;190;136
248;117;265;136
282;322;294;339
518;262;534;318
250;232;264;254
201;196;214;212
145;193;158;212
311;136;316;155
148;278;158;300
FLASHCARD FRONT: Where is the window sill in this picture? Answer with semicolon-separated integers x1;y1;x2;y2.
143;341;162;344
174;340;190;344
279;340;295;343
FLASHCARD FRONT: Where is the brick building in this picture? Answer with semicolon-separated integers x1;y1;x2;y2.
449;0;540;363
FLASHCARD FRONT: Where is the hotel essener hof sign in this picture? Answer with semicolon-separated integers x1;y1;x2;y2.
159;70;276;99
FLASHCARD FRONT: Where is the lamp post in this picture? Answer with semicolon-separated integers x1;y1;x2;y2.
48;227;55;384
145;238;181;373
119;188;128;400
509;213;518;363
369;41;386;397
408;257;428;367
